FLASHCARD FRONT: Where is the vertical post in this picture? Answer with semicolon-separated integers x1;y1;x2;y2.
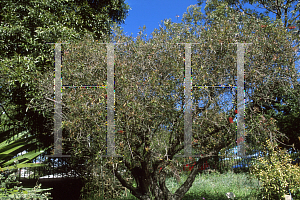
99;43;122;158
184;43;193;156
46;42;70;158
236;43;251;157
175;43;199;158
106;43;116;156
54;43;62;156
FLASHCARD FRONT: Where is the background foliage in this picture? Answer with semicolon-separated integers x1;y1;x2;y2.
250;139;300;199
0;0;130;158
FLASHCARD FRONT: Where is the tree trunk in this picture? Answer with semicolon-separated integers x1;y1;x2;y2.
113;163;199;200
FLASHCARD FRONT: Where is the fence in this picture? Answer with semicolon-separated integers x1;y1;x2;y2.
11;148;300;181
11;156;82;180
182;150;300;173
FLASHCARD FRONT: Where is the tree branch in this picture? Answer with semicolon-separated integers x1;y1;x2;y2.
0;104;18;122
256;1;279;17
234;0;254;17
45;96;66;106
110;164;141;198
174;160;200;199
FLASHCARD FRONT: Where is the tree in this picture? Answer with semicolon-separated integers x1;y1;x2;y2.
197;0;300;152
58;3;299;199
255;82;300;151
197;0;300;31
0;0;130;164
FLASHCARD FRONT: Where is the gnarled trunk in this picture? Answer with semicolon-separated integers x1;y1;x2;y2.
113;162;200;200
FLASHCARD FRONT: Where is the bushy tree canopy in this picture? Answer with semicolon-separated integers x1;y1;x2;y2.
55;3;299;199
198;0;300;152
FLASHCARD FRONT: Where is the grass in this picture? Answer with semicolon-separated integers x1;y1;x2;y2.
83;170;261;200
176;170;260;200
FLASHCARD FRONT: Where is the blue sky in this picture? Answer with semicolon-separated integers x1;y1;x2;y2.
120;0;201;39
120;0;276;39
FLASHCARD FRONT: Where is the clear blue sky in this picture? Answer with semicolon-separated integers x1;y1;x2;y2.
120;0;201;39
120;0;275;39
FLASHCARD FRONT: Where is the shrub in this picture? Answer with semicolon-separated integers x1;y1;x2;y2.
250;139;300;199
0;170;52;200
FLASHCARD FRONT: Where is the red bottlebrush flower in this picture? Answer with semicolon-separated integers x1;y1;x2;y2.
117;130;123;133
183;164;189;171
261;25;267;28
229;117;234;124
289;26;296;29
237;136;245;145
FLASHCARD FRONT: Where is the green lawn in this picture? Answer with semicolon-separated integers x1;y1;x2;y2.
83;170;261;200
